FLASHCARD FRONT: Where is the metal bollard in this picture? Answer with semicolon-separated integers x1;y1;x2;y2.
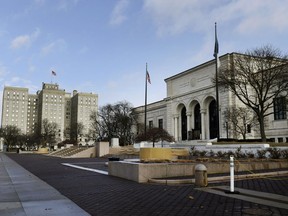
225;155;240;194
230;155;234;192
194;164;208;187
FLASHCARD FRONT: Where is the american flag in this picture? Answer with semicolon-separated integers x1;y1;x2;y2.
146;71;151;84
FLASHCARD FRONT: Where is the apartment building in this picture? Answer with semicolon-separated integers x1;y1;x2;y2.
71;90;98;143
1;86;29;133
1;83;98;143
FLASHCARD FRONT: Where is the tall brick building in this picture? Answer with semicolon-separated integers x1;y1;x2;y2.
1;82;98;143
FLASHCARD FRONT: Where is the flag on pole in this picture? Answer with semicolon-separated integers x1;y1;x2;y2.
52;71;56;76
213;23;219;58
146;70;151;84
214;22;220;68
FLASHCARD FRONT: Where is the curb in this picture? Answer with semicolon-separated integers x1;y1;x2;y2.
149;171;288;185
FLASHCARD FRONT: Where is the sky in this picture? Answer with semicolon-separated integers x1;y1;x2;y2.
1;0;288;113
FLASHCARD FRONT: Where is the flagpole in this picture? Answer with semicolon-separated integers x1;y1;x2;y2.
144;63;148;139
214;22;220;141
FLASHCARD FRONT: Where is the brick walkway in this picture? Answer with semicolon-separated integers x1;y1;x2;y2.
7;153;288;216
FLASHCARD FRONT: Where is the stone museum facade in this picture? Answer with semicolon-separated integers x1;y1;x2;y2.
133;53;288;143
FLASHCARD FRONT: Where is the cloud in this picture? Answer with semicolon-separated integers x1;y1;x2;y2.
41;39;67;55
10;35;31;49
3;76;38;91
110;0;129;25
28;65;36;73
143;0;288;36
230;1;288;34
0;64;9;81
10;28;40;49
57;0;79;11
143;0;215;36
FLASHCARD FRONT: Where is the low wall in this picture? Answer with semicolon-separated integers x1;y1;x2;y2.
96;142;109;157
108;160;288;183
37;147;49;154
69;147;96;158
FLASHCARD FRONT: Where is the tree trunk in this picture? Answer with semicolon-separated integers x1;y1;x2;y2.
258;114;267;142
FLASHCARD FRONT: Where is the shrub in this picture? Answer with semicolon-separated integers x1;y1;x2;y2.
246;152;255;158
234;146;246;158
209;150;215;157
257;149;267;159
281;150;288;159
190;146;201;157
227;151;235;158
267;148;282;159
216;151;227;158
199;150;207;157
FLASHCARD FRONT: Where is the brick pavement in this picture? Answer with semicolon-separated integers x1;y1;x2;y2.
7;153;288;216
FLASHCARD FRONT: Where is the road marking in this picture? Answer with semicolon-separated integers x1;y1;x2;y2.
62;163;108;175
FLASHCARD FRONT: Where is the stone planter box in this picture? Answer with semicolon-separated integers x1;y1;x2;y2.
108;160;288;183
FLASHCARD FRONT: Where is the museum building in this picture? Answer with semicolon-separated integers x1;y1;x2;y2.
133;53;288;143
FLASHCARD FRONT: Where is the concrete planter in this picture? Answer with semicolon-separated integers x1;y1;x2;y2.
140;148;172;162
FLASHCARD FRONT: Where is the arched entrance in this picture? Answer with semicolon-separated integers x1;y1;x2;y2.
181;107;187;140
209;100;217;139
193;104;201;139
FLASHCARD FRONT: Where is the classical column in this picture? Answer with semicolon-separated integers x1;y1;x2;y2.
186;112;192;140
173;115;179;141
200;109;206;140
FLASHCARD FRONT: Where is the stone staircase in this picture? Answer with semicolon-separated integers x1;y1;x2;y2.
49;146;92;158
108;145;139;156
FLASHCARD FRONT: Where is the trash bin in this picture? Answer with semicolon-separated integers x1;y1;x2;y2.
194;164;208;187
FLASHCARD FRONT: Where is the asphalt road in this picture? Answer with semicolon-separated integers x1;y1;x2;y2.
7;153;288;216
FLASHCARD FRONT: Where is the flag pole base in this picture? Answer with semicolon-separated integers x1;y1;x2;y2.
224;190;240;194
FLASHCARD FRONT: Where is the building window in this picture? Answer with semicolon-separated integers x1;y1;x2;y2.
274;97;287;120
246;124;251;133
158;119;163;129
149;120;153;129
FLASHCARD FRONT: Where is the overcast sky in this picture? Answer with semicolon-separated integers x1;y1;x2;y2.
1;0;288;112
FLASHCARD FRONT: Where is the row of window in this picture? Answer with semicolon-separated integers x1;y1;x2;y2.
45;95;62;99
6;91;26;95
148;119;163;129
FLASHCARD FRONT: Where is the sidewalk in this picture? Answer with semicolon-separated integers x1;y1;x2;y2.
0;153;90;216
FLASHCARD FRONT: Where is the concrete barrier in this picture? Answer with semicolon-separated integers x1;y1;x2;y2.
96;142;109;157
108;160;288;183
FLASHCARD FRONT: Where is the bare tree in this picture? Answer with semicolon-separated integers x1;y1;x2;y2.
223;107;257;139
135;127;175;147
0;125;22;151
76;122;85;144
218;45;288;141
70;122;85;144
90;101;136;145
41;118;58;148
